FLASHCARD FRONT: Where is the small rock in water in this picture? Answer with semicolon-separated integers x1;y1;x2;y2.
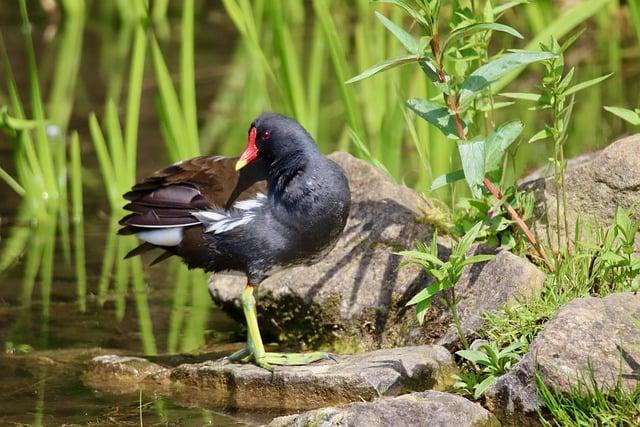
266;391;499;427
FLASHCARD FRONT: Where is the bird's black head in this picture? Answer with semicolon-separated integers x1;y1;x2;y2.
235;112;318;171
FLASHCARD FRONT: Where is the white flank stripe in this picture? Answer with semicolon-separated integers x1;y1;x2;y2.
191;193;266;235
136;227;184;246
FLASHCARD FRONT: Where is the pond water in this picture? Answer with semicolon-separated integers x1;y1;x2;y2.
0;2;271;425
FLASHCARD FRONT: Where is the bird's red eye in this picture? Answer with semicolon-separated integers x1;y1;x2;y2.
263;130;271;141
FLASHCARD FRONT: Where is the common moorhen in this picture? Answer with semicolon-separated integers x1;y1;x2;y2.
119;112;351;369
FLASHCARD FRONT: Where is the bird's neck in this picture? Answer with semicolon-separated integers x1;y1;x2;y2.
267;150;310;198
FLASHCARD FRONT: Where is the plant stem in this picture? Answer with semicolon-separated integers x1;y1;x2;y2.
445;290;469;350
428;39;553;272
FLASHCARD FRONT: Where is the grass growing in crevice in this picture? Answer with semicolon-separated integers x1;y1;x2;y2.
537;368;640;426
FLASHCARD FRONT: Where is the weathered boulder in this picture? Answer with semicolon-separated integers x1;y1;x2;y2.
486;292;640;426
267;391;499;427
84;345;457;411
521;134;640;247
209;152;545;351
436;246;545;348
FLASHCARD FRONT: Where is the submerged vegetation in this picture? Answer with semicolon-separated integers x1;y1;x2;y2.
0;0;639;424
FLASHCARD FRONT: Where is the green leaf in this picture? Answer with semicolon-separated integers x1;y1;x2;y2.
397;250;444;267
500;92;541;102
528;128;551;143
373;0;430;29
604;106;640;126
564;73;612;96
0;165;24;195
443;23;523;54
473;375;497;398
346;54;423;84
456;349;491;365
0;106;48;131
453;221;485;258
407;98;465;139
375;11;420;53
492;0;529;15
406;282;441;306
415;298;431;325
430;169;465;191
459;51;555;108
485;120;524;171
458;139;486;197
460;254;495;267
419;59;442;83
478;101;515;112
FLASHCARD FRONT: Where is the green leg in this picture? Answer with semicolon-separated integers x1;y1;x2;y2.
235;284;333;370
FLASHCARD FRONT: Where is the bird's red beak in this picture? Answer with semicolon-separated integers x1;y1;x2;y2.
236;126;258;171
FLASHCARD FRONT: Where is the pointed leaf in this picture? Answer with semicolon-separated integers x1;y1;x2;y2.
485;120;524;171
443;23;523;54
458;139;486;197
347;54;423;84
453;221;485;257
373;0;430;28
375;11;420;53
492;0;529;15
528;128;551;143
500;92;541;102
430;169;465;191
456;349;491;365
407;98;465;139
459;254;495;267
415;298;431;324
604;106;640;126
473;375;497;398
397;250;444;266
459;51;555;108
564;73;612;96
406;282;441;306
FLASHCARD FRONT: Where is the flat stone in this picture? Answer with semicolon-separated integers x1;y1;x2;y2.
520;134;640;248
84;345;456;411
209;152;545;351
486;292;640;426
266;391;499;427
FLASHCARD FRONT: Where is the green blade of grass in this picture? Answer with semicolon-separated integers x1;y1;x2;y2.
125;23;146;184
180;0;200;156
69;132;86;312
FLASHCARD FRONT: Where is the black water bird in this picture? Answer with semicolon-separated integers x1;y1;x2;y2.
119;112;351;369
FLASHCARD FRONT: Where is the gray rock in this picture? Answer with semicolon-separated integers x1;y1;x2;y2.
436;246;546;347
209;152;545;351
266;391;499;427
84;345;457;411
486;292;640;426
520;134;640;248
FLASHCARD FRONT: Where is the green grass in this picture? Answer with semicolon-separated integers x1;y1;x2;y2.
537;368;640;426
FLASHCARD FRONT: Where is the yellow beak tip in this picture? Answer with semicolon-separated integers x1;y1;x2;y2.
235;160;247;171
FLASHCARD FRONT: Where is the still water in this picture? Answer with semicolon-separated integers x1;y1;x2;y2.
0;2;274;425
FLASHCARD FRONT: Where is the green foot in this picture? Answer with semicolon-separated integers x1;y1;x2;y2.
256;351;334;369
236;284;335;371
225;348;334;370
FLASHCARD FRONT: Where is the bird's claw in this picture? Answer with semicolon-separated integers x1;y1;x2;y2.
225;348;333;370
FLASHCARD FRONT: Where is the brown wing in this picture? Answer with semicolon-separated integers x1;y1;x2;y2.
118;155;267;261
